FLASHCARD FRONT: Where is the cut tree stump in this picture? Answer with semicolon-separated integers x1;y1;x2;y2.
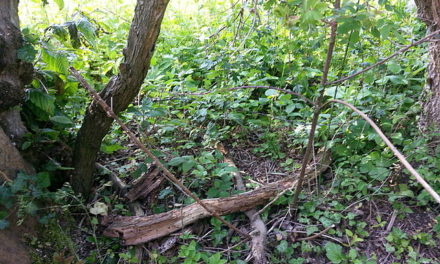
102;151;330;245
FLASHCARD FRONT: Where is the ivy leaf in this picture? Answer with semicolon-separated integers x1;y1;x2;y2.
325;242;345;263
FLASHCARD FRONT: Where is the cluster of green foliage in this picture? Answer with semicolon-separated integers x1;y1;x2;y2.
3;0;439;263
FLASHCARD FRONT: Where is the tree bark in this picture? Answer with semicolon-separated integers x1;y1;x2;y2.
415;0;440;137
72;0;170;196
103;178;296;245
0;0;33;112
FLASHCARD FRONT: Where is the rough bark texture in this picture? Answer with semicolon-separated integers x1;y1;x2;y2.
0;126;34;182
0;211;35;264
102;152;331;245
415;0;440;135
103;178;296;245
0;108;29;142
72;0;170;196
0;1;36;263
126;165;164;202
0;0;33;111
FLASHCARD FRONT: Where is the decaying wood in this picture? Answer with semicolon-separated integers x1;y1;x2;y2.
101;152;331;245
217;143;267;264
126;165;164;202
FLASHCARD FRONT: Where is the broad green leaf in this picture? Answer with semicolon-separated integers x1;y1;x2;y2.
387;62;401;74
265;89;279;97
37;172;51;188
101;144;125;154
28;89;55;115
41;48;69;75
17;43;37;62
168;157;187;166
325;242;345;263
50;115;73;125
76;17;96;46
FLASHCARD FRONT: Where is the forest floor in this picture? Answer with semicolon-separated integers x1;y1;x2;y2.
52;139;440;264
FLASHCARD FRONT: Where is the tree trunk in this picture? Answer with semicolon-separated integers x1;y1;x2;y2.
0;1;35;263
415;0;440;137
0;0;34;179
0;0;33;112
72;0;170;196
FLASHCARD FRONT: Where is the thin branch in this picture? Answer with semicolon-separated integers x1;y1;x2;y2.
296;224;335;241
328;99;440;204
325;29;440;86
69;67;251;240
174;86;314;106
291;0;341;210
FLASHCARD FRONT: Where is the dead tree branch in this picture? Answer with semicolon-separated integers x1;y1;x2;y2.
328;99;440;204
70;67;250;240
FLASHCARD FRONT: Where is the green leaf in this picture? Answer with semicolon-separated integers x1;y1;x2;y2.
387;62;401;74
17;43;37;62
76;17;96;46
168;157;187;166
325;242;345;264
265;89;279;97
41;48;69;75
37;172;51;188
101;144;125;154
28;89;55;115
276;240;289;253
50;115;73;125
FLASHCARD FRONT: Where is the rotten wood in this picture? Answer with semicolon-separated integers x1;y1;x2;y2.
126;165;165;202
101;152;331;245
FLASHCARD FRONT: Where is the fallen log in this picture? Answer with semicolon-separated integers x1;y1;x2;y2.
102;151;330;245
